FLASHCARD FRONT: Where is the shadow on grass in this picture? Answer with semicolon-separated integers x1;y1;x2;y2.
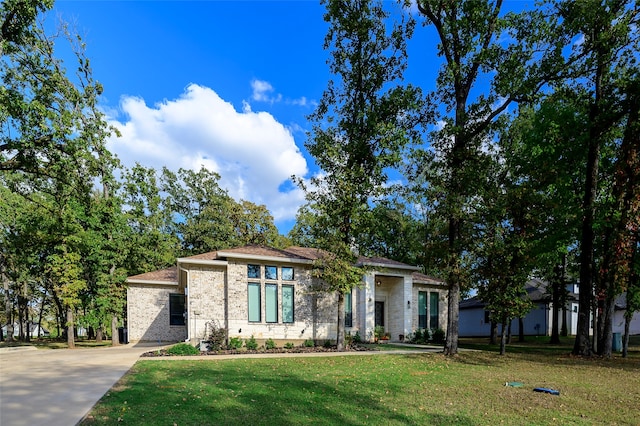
83;357;474;425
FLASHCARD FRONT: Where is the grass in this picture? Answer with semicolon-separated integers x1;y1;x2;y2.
0;338;112;349
82;342;640;425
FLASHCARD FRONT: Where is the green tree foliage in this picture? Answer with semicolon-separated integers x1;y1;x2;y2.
413;0;566;355
300;0;421;350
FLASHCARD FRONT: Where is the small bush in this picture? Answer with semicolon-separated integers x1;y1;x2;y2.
284;342;294;349
323;339;333;348
353;331;362;344
228;337;242;349
432;328;445;344
206;321;228;351
245;335;259;350
166;343;199;356
410;329;429;344
265;338;276;350
304;339;315;347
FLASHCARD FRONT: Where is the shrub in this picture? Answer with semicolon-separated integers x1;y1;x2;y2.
323;339;333;348
206;321;228;351
265;338;276;350
353;331;362;344
284;342;294;349
410;329;429;344
166;343;199;356
303;339;315;347
245;335;258;350
228;336;243;349
432;328;445;344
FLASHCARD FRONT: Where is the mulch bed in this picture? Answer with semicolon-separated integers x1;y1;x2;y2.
141;344;374;357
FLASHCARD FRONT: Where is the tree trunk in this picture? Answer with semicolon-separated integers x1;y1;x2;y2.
66;307;75;349
111;314;119;346
37;291;46;339
500;321;507;355
599;295;614;357
490;320;498;344
622;314;631;358
518;317;525;343
336;292;345;351
551;265;561;344
96;326;103;343
3;273;13;342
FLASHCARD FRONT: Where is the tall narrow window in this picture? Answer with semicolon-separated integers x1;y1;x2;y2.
344;291;353;327
282;285;294;323
430;292;439;330
169;294;185;326
265;284;278;323
418;291;427;329
248;283;261;322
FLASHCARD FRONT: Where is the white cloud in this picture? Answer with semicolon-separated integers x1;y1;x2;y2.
107;83;308;226
251;79;282;104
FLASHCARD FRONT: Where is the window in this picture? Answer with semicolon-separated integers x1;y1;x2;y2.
265;265;278;280
248;283;261;322
282;285;294;323
430;292;439;329
418;291;427;329
169;294;185;326
265;284;278;323
282;267;294;281
345;291;353;327
484;310;491;323
248;264;260;279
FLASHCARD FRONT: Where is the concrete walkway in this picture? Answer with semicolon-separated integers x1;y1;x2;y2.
0;343;164;426
0;343;444;426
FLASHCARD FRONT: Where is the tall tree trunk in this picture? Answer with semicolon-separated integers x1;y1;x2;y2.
96;326;103;343
551;265;561;344
518;317;525;343
336;292;345;351
490;320;498;345
66;307;75;349
500;321;507;355
622;314;631;358
111;314;119;346
37;291;46;339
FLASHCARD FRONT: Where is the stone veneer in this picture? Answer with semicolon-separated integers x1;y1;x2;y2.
127;283;187;342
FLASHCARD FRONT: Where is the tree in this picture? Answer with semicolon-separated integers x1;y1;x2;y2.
414;0;566;355
300;0;421;350
553;0;640;356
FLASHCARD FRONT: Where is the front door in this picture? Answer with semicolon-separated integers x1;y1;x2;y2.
375;301;384;327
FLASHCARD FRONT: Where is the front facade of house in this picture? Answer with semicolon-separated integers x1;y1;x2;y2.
126;245;447;344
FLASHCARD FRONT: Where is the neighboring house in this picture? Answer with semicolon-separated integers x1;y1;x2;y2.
459;278;579;337
126;244;447;344
613;293;640;335
1;321;50;338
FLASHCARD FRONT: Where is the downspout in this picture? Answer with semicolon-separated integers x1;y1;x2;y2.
179;266;190;343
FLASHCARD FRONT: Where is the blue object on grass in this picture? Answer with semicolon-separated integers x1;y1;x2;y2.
533;387;560;395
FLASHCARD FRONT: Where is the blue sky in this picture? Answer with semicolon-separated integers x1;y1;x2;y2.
45;1;513;234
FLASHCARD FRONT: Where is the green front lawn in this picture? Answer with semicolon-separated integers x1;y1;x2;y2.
83;348;640;425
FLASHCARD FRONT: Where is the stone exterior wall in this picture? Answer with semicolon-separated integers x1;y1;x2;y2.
127;284;186;343
411;285;448;334
191;260;338;344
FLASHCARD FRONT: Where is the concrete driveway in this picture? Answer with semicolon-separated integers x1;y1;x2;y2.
0;343;163;426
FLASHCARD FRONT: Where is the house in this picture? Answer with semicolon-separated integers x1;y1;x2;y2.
126;245;447;344
613;293;640;335
458;278;579;337
2;322;50;339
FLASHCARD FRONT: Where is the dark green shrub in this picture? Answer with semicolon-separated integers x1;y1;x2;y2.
303;339;315;347
166;343;199;356
228;337;242;349
432;328;445;344
353;331;362;344
284;342;294;349
323;339;333;348
265;338;276;350
245;335;258;350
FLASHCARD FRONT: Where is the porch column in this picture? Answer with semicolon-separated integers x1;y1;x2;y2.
361;274;376;342
403;275;413;339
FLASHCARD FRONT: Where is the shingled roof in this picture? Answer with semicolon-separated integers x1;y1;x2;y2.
127;266;178;284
